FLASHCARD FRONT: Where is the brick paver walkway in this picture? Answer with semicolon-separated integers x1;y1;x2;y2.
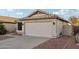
34;36;79;49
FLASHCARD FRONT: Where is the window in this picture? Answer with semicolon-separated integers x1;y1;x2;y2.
18;22;22;30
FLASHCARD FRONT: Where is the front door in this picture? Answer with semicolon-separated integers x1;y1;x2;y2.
17;22;22;31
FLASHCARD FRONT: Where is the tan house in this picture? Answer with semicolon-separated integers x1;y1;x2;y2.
0;16;16;33
16;10;72;38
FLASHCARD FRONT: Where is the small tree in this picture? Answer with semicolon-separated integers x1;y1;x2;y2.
0;23;7;35
69;16;79;26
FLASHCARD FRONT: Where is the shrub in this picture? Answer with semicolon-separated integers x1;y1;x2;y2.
73;26;79;35
0;24;7;35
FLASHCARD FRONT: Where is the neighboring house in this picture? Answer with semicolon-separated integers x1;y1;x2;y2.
16;10;72;38
0;16;16;33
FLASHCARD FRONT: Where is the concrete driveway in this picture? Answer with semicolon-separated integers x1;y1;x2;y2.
0;36;50;49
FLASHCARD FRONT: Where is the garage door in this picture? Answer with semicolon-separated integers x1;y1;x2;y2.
25;22;56;38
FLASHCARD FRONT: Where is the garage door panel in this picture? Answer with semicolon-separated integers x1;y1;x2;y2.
25;22;55;37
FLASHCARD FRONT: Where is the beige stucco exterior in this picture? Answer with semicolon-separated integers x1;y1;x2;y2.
56;20;63;37
63;24;72;36
3;23;16;33
16;19;66;38
16;10;71;38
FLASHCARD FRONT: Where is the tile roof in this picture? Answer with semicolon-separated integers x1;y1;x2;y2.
0;16;16;23
19;9;69;23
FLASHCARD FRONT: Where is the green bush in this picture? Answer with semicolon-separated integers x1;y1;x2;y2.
0;24;7;35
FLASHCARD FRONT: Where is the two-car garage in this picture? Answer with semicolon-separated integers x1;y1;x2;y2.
25;21;57;38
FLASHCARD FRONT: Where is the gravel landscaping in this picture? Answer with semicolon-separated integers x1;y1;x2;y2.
34;36;79;49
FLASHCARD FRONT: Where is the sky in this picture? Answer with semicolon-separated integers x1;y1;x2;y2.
0;9;79;20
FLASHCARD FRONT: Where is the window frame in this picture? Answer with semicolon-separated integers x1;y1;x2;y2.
17;22;22;31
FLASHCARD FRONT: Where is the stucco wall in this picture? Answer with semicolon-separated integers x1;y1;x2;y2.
51;19;57;38
3;23;16;33
16;19;65;38
63;24;72;36
56;20;63;37
16;19;58;38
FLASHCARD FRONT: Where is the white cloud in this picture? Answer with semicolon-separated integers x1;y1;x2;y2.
53;12;59;14
0;9;15;13
6;9;14;12
16;12;23;15
53;9;79;19
0;9;6;12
